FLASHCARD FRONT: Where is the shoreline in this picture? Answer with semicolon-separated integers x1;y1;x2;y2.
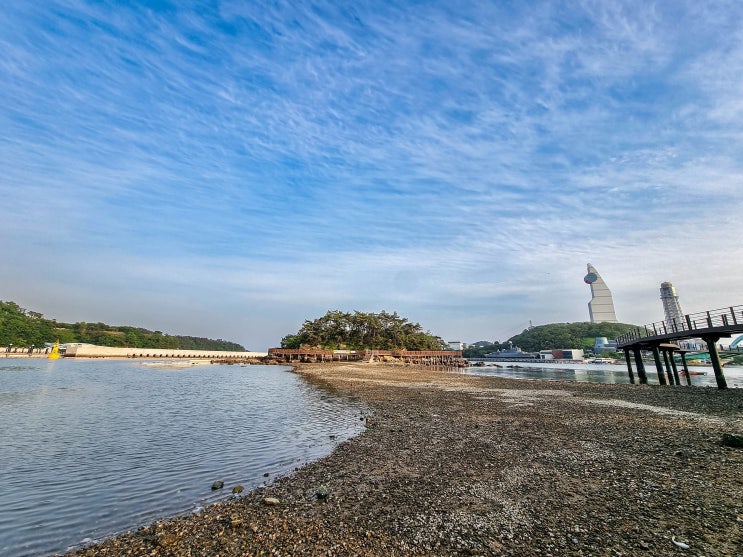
1;354;275;364
63;361;743;556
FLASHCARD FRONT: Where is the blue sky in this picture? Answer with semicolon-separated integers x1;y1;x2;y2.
2;1;743;349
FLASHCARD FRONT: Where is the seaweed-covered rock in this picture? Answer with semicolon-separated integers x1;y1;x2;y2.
721;433;743;447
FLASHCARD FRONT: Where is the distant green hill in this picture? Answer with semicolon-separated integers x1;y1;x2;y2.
0;300;246;351
463;321;639;358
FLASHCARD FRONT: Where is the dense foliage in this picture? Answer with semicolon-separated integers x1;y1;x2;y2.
470;322;640;355
280;310;447;350
0;300;245;351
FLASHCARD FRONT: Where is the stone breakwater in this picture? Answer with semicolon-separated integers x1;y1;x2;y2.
63;362;743;556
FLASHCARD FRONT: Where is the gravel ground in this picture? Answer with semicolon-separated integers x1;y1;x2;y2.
64;362;743;557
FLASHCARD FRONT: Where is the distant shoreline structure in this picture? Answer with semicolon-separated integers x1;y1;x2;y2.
3;343;268;360
474;358;585;365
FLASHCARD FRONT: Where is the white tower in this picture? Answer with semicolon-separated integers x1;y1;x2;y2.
584;263;618;323
660;281;684;329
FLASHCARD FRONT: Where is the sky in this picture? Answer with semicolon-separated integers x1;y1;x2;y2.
2;1;743;350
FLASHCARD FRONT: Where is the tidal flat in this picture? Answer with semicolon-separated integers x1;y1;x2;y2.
64;362;743;556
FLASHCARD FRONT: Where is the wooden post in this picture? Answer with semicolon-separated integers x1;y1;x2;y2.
652;346;666;385
661;349;675;385
623;348;635;384
669;352;681;386
704;336;728;390
633;348;648;384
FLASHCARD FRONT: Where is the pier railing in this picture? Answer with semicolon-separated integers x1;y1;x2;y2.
616;305;743;345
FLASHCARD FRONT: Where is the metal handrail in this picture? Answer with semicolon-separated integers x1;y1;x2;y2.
616;305;743;345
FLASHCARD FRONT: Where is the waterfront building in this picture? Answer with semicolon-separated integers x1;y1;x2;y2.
584;263;618;323
540;349;584;361
483;347;583;361
593;336;618;353
483;346;539;359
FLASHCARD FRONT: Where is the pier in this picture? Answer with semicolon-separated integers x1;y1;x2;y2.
616;305;743;389
267;348;464;366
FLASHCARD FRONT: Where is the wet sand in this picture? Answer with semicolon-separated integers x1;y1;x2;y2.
64;361;743;556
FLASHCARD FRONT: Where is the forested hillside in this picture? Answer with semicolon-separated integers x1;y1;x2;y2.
0;300;245;351
463;321;639;358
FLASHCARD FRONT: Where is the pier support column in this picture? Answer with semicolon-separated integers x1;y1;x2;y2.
703;336;728;390
623;348;635;384
669;351;681;385
679;351;692;386
661;349;675;385
633;348;648;384
651;346;666;385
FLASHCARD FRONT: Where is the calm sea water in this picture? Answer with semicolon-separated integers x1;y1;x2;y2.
0;359;366;557
464;360;743;388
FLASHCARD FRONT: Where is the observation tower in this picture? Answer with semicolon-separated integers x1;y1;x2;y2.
660;281;684;329
584;263;618;323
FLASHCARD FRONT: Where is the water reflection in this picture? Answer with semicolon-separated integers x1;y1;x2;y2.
463;361;743;388
0;360;366;557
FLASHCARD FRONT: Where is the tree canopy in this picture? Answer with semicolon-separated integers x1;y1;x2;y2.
280;310;447;351
0;300;245;351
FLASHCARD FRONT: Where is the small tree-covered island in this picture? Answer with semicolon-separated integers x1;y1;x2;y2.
280;310;447;351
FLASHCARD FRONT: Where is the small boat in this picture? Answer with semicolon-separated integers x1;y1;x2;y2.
680;370;707;376
48;341;60;360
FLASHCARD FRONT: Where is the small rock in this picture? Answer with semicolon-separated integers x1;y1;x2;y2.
263;497;280;506
315;486;329;500
263;472;270;477
157;534;177;547
721;433;743;448
232;485;244;494
211;481;224;491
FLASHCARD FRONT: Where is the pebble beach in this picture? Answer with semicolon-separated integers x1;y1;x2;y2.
63;361;743;556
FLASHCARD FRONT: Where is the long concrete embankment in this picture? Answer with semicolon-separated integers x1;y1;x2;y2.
62;344;268;359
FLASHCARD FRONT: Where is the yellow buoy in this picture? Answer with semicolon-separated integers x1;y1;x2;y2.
48;340;60;360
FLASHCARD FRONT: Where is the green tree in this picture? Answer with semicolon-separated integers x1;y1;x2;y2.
506;322;639;352
0;299;246;351
280;310;446;351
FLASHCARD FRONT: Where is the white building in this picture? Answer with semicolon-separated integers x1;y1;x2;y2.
584;263;618;323
660;281;684;329
594;337;618;353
